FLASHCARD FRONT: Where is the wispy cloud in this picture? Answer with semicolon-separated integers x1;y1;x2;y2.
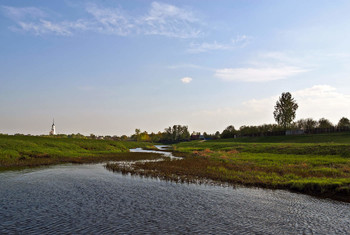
188;35;250;53
214;51;310;82
181;77;193;84
85;4;133;36
141;2;201;38
2;6;46;20
215;66;307;82
2;2;202;38
16;20;75;36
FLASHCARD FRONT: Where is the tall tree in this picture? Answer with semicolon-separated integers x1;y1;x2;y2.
273;92;298;130
338;117;350;128
318;118;333;129
221;125;236;138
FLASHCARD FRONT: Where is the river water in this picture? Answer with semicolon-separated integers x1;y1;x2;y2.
0;148;349;234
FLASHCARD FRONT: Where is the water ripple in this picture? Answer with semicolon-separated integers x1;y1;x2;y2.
0;164;349;234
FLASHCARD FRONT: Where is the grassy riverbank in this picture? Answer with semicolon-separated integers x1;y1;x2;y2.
107;132;350;202
0;135;157;171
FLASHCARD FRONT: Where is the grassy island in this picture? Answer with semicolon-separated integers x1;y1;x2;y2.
0;135;158;171
107;132;350;202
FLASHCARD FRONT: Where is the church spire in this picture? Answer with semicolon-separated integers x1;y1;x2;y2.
50;118;56;135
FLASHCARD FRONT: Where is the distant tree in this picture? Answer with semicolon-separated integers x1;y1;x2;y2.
149;132;162;143
318;118;333;129
120;135;128;141
163;125;190;142
132;129;141;141
296;118;317;131
214;131;221;139
203;132;208;138
221;125;236;138
273;92;298;130
337;117;350;128
90;134;96;139
139;131;150;142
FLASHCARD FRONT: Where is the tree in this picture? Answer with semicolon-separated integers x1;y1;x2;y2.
163;125;190;142
296;118;317;132
214;131;221;139
221;125;236;138
338;117;350;128
273;92;298;130
318;118;333;129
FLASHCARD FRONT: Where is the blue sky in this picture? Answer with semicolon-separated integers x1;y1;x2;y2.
1;0;350;135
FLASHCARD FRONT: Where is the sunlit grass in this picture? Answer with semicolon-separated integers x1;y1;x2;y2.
0;135;154;170
106;133;350;201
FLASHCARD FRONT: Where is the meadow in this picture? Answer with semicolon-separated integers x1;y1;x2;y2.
0;135;156;171
107;132;350;201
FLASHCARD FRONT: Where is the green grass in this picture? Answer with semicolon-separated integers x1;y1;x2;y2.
0;135;154;170
174;132;350;156
106;132;350;202
208;132;350;143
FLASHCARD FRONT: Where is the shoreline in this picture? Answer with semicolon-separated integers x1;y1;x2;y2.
105;150;350;203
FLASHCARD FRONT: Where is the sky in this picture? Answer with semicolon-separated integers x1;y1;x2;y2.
1;0;350;136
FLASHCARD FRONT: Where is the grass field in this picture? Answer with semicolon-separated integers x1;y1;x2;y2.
107;132;350;202
0;135;155;171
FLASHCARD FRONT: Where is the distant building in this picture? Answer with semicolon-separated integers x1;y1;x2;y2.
286;129;304;135
49;119;56;135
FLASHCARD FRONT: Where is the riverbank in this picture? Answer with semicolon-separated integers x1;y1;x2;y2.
106;133;350;202
0;135;158;171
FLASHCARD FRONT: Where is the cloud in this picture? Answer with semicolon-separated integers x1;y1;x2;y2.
17;20;75;36
1;6;46;20
187;35;250;53
2;2;202;38
215;66;307;82
181;77;192;84
85;4;133;36
214;51;311;82
141;2;201;38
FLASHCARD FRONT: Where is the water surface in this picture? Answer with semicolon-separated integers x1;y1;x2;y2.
0;160;349;234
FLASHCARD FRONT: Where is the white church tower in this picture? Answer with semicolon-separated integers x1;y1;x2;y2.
49;119;56;135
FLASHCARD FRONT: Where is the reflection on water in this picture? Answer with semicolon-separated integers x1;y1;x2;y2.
0;163;349;234
130;145;180;159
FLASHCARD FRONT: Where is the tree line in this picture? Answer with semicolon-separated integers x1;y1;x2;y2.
10;92;348;142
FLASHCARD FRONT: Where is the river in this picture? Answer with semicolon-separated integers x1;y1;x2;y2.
0;147;349;234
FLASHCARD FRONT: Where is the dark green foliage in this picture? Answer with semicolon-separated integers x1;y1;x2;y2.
338;117;350;128
296;118;318;131
318;118;334;128
163;125;190;143
221;125;236;138
273;92;298;129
